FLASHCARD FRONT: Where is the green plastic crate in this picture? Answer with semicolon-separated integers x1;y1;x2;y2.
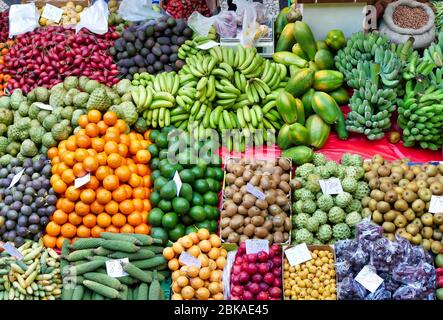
161;277;171;300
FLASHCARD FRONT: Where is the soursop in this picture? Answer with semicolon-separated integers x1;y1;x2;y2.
294;228;314;244
0;108;13;126
64;76;79;90
28;104;40;120
354;181;370;200
111;101;137;126
35;87;50;102
345;211;362;227
312;210;328;225
317;224;332;243
20;139;38;157
294;188;315;201
312;153;327;166
10;89;25;110
328;206;346;224
342;176;358;193
332;223;351;240
51;123;70;141
306;217;320;232
18;102;29;117
43;114;58;131
345;166;364;179
115;79;132;96
42;132;57;148
79;76;90;90
346;199;362;213
293;213;310;229
86;87;111;112
335;192;353;208
296;163;315;178
317;194;334;212
0;96;10;109
302;199;317;214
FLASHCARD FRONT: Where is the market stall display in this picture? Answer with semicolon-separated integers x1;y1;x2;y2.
37;1;86;27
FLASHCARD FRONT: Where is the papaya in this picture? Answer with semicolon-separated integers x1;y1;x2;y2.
295;98;305;125
314;49;334;70
281;145;314;165
291;43;308;60
311;91;339;124
288;123;309;145
301;88;315;117
285;68;314;98
276;23;296;52
306;114;330;148
289;65;301;77
273;51;308;67
308;61;319;71
329;86;349;105
313;70;344;92
275;7;290;39
333;104;348;140
316;40;328;51
277;124;293;149
276;91;298;124
294;21;317;61
325;29;346;51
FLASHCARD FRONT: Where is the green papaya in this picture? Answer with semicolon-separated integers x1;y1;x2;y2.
329;87;349;105
308;61;319;71
306;114;331;148
273;51;308;67
289;65;301;77
288;123;309;145
277;124;293;149
316;40;328;51
295;98;305;125
311;91;339;124
276;91;298;124
314;49;334;70
313;70;344;92
276;23;296;52
281;145;314;165
291;43;308;60
301;88;315;117
285;68;315;98
294;21;317;61
275;7;290;39
333;104;348;140
325;29;346;51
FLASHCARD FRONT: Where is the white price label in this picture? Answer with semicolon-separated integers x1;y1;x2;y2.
74;173;90;189
41;4;63;23
196;40;219;50
179;252;201;268
245;239;269;254
106;258;129;278
246;183;266;200
429;195;443;214
173;171;182;197
355;265;384;293
8;169;24;189
319;178;343;195
33;102;53;111
284;243;312;266
1;243;23;260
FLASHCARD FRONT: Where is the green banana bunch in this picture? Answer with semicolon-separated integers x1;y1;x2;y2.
433;0;443;31
177;26;218;60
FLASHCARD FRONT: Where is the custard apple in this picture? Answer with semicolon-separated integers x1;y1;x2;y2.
345;211;362;227
296;163;315;178
312;153;327;166
328;206;346;224
43;114;58;131
20;139;38;157
341;153;353;166
294;188;315;201
29;126;46;145
306;174;321;193
35;87;50;102
342;176;358;193
73;92;90;107
42;132;57;148
84;79;101;94
115;79;132;96
49;88;66;108
293;213;310;229
64;76;79;90
312;238;323;245
302;199;316;214
79;76;90;90
61;106;74;120
86;87;111;112
349;154;363;167
8;125;26;142
335;192;352;208
0;108;13;126
332;223;351;240
317;194;334;212
111;101;137;126
0;154;12;166
0;96;10;109
306;216;319;232
325;161;338;176
317;224;332;243
18;101;29;117
346;199;362;213
6;142;20;156
294;228;314;244
336;166;346;180
0;137;8;153
37;110;51;123
312;210;328;225
10;89;25;110
354;181;370;200
51;123;70;141
292;200;304;214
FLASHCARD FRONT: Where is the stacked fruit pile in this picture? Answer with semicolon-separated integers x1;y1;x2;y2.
0;40;12;96
38;2;84;26
44;110;152;248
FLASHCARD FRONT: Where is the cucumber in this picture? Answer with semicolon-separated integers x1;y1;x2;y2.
83;289;92;300
118;275;139;286
108;249;155;261
71;239;105;250
83;280;121;299
119;285;128;300
93;292;105;300
60;240;70;271
122;262;153;283
100;232;143;245
84;273;124;291
101;240;140;253
137;283;149;300
131;256;167;270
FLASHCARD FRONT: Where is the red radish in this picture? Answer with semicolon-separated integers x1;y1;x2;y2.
257;251;269;262
257;292;269;300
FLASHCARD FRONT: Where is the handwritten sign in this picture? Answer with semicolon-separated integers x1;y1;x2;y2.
319;178;343;195
106;258;128;278
429;195;443;214
284;244;312;266
355;265;384;293
173;171;182;197
8;169;24;189
41;4;63;23
74;173;90;189
245;239;269;254
246;183;265;200
179;252;201;268
1;243;23;260
33;102;53;111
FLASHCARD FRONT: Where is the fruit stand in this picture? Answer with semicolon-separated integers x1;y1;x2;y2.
0;0;442;302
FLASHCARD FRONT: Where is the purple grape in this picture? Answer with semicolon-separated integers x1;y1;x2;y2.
16;184;25;192
22;195;32;205
5;230;16;241
16;227;28;237
41;180;50;190
33;232;42;242
28;214;40;224
10;201;22;211
46;205;55;215
48;188;55;195
12;166;23;174
28;224;39;234
13;236;24;248
0;168;8;178
39;216;49;227
6;210;18;220
37;208;46;216
1;178;10;188
25;167;33;176
10;158;19;167
12;191;23;201
0;206;7;217
17;216;27;226
0;225;5;235
20;205;32;216
46;195;57;205
23;158;32;168
35;197;45;208
4;195;13;205
24;187;34;196
33;160;44;171
5;220;16;230
42;165;51;176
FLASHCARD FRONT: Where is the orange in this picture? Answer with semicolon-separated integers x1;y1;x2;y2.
135;150;151;164
122;184;133;198
112;213;126;227
63;151;76;167
117;144;128;157
129;173;142;188
90;200;104;214
91;137;105;152
60;169;75;185
66;136;77;151
104;132;120;143
133;198;144;211
52;156;60;164
83;156;98;173
97;213;112;228
46;221;61;236
43;234;57;248
107;153;122;169
56;236;67;250
52;179;67;194
85;123;99;138
132;187;145;199
65;186;80;201
104;141;119;155
74;201;90;216
56;163;69;176
95;166;110;181
143;176;152;188
80;189;96;204
120;224;134;233
87;110;101;123
61;223;77;238
103;174;119;191
115;166;131;183
52;210;68;225
120;134;130;146
51;163;59;175
76;134;91;149
47;147;58;159
97;121;108;135
96;152;108;166
74;149;89;162
96;188;112;205
105;225;119;233
112;186;128;203
103;111;117;126
77;225;91;238
85;176;99;190
137;164;149;177
59;199;75;214
91;225;105;238
87;149;97;157
105;200;119;215
119;200;134;215
128;212;143;226
68;212;83;226
78;114;89;128
73;162;86;178
107;127;120;136
129;140;142;155
134;223;150;234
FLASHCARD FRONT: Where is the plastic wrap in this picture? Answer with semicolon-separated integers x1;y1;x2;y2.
8;3;39;38
188;11;237;38
118;0;162;22
75;0;109;34
232;0;258;47
338;275;367;300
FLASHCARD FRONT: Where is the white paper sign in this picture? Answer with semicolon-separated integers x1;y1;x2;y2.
41;4;63;23
429;195;443;214
197;40;219;50
245;239;269;254
1;243;24;260
179;252;201;268
284;243;312;266
74;173;90;189
246;183;265;200
355;265;384;293
173;171;182;197
106;258;129;278
319;178;343;195
33;102;53;111
8;169;25;189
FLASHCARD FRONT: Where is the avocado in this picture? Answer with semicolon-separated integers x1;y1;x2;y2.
116;52;123;60
114;38;125;52
154;31;162;37
134;39;143;51
144;38;155;49
170;53;178;62
154;61;163;71
122;30;135;42
146;53;156;64
147;66;155;74
126;43;136;57
152;46;162;57
157;37;171;45
117;58;134;67
119;67;128;76
121;51;129;59
108;47;117;56
140;48;149;57
164;28;172;36
160;45;171;55
176;19;186;32
136;30;146;42
145;25;154;37
170;44;179;53
155;22;167;32
164;65;173;72
167;17;176;27
176;37;186;45
183;27;193;37
125;74;132;80
175;60;185;69
160;54;169;64
134;55;145;67
172;27;181;36
138;67;147;73
128;66;139;75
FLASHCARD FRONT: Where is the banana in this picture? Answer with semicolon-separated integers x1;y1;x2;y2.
217;92;238;99
158;107;166;127
196;103;207;120
202;108;211;128
213;106;223;125
223;110;233;129
202;57;210;74
243;106;251;123
219;62;234;78
190;100;201;116
228;48;235;67
221;46;229;64
217;98;236;106
239;74;247;92
197;77;208;91
250;81;259;103
237;108;246;128
211;68;230;78
261;60;271;82
222;86;241;95
189;65;204;77
136;85;146;109
242;55;260;75
179;74;195;85
206;75;215;99
152;108;160;128
240;49;256;70
262;63;276;85
213;46;223;62
237;45;246;67
245;82;255;104
229;112;239;128
206;57;217;74
252;105;263;122
252;81;266;100
131;87;140;107
234;71;242;90
154;92;175;103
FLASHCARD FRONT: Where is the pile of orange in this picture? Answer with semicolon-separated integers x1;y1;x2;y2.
0;40;13;96
43;110;152;248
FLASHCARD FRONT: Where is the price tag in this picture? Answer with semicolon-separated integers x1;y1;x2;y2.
106;258;129;278
74;173;90;189
246;183;265;200
41;4;63;23
179;252;201;268
245;239;269;254
355;265;384;293
429;195;443;214
1;243;23;260
8;169;24;189
196;40;219;50
319;178;343;195
173;171;182;197
284;243;312;266
33;102;53;111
